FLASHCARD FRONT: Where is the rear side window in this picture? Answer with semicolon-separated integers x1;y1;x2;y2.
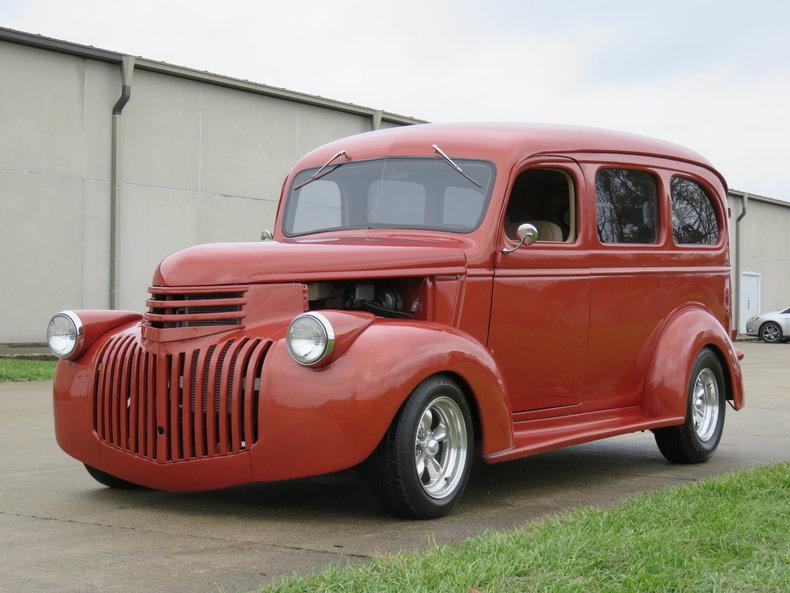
595;169;659;244
671;177;719;245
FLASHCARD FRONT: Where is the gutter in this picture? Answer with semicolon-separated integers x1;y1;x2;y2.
0;27;424;126
733;192;749;334
109;55;135;309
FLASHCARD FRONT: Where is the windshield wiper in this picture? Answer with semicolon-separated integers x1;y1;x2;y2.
293;150;350;191
432;144;482;188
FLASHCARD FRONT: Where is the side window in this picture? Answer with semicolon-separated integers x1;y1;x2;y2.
290;180;341;234
595;169;658;244
503;168;575;243
671;177;719;245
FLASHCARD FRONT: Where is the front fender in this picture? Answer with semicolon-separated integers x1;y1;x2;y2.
642;306;744;419
251;319;513;482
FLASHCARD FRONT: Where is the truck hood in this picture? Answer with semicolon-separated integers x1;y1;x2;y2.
153;238;468;286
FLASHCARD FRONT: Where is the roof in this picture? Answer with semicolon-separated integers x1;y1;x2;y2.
729;189;790;209
296;122;718;173
0;26;425;126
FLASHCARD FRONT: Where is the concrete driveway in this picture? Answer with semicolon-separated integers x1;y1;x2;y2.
1;341;787;593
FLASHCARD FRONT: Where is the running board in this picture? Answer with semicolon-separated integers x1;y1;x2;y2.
485;406;684;464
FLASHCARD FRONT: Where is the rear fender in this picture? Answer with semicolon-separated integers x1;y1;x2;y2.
642;306;744;419
251;318;513;481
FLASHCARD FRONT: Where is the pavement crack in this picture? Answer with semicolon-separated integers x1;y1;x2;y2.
0;510;372;559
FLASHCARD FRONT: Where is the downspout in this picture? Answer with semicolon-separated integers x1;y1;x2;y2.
371;109;382;130
733;192;749;334
110;55;135;309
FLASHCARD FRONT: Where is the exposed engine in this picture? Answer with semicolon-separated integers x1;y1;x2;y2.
307;280;420;319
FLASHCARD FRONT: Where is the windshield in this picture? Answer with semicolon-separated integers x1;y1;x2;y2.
282;157;496;236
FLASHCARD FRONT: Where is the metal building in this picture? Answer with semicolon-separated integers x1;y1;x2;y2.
0;28;421;344
1;28;788;346
728;191;790;333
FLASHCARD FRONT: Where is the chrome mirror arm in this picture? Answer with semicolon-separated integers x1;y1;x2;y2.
501;223;539;254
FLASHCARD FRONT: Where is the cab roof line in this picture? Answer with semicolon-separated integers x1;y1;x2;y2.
536;148;729;193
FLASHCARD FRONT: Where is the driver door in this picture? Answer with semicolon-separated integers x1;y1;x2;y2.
488;158;590;414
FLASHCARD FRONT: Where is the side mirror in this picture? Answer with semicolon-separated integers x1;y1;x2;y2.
502;223;538;254
260;229;274;241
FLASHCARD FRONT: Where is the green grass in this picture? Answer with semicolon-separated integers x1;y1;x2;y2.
260;463;789;593
0;357;57;382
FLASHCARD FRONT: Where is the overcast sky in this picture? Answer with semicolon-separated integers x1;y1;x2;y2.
4;0;789;199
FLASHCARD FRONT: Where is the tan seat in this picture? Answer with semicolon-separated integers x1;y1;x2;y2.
505;219;564;242
534;220;563;242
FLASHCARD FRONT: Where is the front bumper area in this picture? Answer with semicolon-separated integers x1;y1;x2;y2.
54;322;268;491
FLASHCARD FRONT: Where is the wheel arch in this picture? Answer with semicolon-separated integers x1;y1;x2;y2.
439;371;483;445
642;305;744;419
705;343;735;406
251;319;514;482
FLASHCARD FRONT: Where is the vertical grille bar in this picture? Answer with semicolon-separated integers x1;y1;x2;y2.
155;355;168;462
181;350;196;460
140;351;149;457
169;353;181;460
128;345;141;452
206;343;227;456
218;340;242;455
101;337;124;441
118;338;134;448
192;347;209;458
111;336;134;446
243;340;267;447
146;353;156;460
230;339;255;451
93;339;112;436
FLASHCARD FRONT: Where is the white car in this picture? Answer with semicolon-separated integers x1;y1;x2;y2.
745;307;790;343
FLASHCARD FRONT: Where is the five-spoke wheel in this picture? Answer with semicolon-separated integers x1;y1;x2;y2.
370;375;473;519
414;396;468;500
654;347;726;463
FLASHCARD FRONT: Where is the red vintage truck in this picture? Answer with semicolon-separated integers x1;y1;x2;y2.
49;123;744;518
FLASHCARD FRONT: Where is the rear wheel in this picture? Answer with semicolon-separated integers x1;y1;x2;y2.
654;348;726;463
759;321;783;343
84;464;141;489
369;375;473;519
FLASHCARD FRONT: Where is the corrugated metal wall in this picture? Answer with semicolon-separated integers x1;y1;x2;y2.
0;38;410;343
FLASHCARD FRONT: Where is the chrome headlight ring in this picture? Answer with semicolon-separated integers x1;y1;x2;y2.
47;310;84;359
286;312;335;366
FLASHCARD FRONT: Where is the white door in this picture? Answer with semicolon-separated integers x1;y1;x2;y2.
740;272;761;333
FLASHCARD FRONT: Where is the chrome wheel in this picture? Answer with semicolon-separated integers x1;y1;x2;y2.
414;396;468;499
760;323;782;343
691;368;719;441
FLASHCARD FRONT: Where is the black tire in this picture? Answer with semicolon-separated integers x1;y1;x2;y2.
84;464;141;489
653;348;726;463
759;321;784;344
369;375;473;519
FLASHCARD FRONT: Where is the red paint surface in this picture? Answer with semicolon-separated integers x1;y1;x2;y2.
53;123;744;491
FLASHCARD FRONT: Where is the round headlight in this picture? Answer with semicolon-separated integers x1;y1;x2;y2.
47;311;83;359
286;312;334;366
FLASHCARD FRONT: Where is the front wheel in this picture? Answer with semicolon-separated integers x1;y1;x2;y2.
759;321;783;343
369;375;473;519
653;348;726;463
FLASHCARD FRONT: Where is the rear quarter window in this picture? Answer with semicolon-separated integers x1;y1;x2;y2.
595;168;659;244
670;177;720;245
